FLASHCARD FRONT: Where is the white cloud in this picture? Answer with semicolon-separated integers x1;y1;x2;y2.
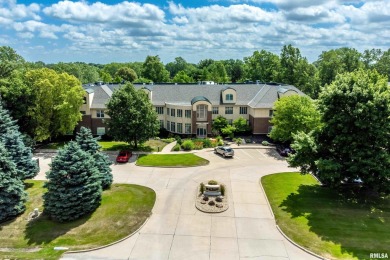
43;1;165;25
0;0;40;20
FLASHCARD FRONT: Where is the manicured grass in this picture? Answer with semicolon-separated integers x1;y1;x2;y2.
0;180;155;260
136;154;209;167
261;172;390;260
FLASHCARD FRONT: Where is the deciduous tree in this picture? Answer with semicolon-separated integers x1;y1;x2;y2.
24;68;85;141
289;69;390;194
142;55;169;82
270;95;321;143
106;84;159;148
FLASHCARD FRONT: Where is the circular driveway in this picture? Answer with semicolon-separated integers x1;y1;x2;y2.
35;148;320;260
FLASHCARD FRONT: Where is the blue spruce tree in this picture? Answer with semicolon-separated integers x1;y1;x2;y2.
43;141;102;222
0;103;18;135
75;127;113;189
0;143;27;222
1;130;38;179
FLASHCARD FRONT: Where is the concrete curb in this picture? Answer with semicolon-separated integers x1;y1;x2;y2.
275;225;327;260
259;174;325;260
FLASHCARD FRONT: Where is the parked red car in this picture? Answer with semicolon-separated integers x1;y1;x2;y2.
116;150;132;163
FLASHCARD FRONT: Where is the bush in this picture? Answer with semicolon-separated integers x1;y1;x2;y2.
193;141;204;150
216;136;223;142
216;197;223;202
200;182;205;193
210;139;218;148
203;196;209;201
208;180;218;185
181;140;194;151
220;184;225;196
262;140;270;146
208;200;215;206
172;144;181;151
202;139;212;148
235;138;243;146
218;140;224;146
175;136;182;145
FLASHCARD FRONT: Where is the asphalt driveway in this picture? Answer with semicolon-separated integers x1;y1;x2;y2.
35;148;320;260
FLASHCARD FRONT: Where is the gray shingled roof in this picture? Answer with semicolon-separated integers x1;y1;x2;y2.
85;83;305;109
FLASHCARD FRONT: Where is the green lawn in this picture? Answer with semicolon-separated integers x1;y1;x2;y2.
261;172;390;260
39;139;168;152
136;154;209;167
0;180;156;260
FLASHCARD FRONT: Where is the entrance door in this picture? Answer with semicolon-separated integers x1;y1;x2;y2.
196;127;207;138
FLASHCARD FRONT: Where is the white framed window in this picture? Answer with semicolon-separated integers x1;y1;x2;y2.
225;107;233;114
212;106;219;114
96;110;105;118
171;109;175;117
96;127;105;136
185;110;192;118
185;123;191;134
177;123;183;133
167;120;170;131
196;105;207;120
171;122;176;132
167;108;170;115
156;107;164;114
226;94;233;101
239;107;247;114
177;109;183;117
159;120;164;128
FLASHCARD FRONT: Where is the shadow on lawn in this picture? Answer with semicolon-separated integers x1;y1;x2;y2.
103;144;153;152
280;185;390;259
24;212;91;246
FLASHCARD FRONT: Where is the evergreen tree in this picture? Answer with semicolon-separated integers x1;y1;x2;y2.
75;127;113;189
0;103;18;135
0;143;27;222
43;141;102;222
1;130;38;179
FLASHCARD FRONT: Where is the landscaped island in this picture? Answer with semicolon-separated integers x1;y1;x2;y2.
136;154;209;167
0;180;155;260
261;172;389;260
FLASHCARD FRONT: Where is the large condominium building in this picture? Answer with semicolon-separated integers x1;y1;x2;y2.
78;82;304;137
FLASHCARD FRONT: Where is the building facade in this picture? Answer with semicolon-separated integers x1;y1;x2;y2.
77;82;304;137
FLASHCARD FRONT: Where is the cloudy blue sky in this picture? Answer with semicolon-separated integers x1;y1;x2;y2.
1;0;389;64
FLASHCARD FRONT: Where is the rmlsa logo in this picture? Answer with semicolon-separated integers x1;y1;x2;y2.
370;253;389;259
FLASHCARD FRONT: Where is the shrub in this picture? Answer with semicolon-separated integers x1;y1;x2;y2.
218;140;224;146
181;140;194;151
262;140;270;146
236;138;243;146
202;139;212;148
208;200;215;206
203;196;209;201
216;197;223;202
216;136;222;142
172;144;181;151
193;141;204;150
220;184;225;196
174;135;182;145
200;182;205;193
208;180;218;185
210;139;218;148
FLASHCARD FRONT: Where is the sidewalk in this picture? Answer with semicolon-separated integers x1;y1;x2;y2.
159;141;177;153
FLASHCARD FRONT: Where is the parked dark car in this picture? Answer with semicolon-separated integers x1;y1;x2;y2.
116;150;132;163
276;145;294;157
214;146;234;157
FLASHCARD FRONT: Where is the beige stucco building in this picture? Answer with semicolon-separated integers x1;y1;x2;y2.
78;82;304;137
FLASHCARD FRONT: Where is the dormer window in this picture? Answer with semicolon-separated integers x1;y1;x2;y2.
226;94;233;101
